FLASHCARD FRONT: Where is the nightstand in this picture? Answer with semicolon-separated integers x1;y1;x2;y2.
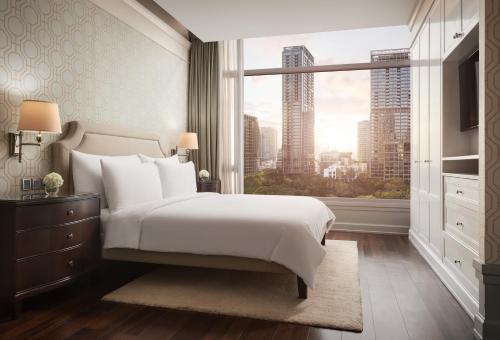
197;180;220;193
0;193;100;318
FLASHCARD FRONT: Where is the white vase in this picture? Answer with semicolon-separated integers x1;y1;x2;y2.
45;186;59;197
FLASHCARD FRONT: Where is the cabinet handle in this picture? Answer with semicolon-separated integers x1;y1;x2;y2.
67;209;74;216
453;32;464;39
424;160;431;163
456;190;463;194
67;260;74;268
456;221;464;228
66;233;74;240
454;259;461;265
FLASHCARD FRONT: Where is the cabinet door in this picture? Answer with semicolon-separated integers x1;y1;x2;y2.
444;0;462;54
419;20;430;241
428;1;443;256
462;0;479;34
410;39;420;235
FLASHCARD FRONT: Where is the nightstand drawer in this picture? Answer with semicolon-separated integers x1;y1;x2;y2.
16;218;100;259
15;244;99;294
16;198;99;230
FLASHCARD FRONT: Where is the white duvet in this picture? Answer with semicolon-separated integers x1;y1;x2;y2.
102;193;336;287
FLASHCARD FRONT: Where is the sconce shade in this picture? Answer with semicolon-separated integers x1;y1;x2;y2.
177;132;199;150
18;100;61;133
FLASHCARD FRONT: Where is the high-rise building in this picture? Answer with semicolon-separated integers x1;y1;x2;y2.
244;114;260;175
260;126;278;163
369;49;411;182
281;46;315;174
357;120;370;162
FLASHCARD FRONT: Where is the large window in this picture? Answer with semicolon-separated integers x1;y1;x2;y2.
243;27;411;199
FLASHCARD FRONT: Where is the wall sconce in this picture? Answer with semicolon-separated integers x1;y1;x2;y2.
8;100;62;163
176;132;199;161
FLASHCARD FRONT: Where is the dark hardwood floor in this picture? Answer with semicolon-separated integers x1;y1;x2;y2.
0;232;474;340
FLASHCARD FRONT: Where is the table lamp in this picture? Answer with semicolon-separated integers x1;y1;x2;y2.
177;132;198;162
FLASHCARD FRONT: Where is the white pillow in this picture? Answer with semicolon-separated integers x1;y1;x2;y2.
71;151;140;208
100;160;163;212
155;160;197;198
139;153;179;163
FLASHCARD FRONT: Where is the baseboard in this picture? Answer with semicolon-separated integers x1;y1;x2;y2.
332;222;409;235
409;229;479;319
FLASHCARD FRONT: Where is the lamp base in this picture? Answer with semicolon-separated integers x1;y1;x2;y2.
8;132;19;157
8;131;42;163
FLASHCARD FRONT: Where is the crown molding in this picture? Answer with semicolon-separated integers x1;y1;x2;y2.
89;0;191;62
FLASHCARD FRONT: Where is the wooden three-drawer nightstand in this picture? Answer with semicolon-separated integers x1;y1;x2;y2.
0;193;100;318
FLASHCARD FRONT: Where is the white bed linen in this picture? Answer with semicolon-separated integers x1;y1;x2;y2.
102;193;335;287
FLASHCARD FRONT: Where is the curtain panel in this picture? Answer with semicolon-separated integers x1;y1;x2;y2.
187;35;219;180
218;40;244;194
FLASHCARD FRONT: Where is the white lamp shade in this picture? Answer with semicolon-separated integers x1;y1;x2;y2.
177;132;198;150
18;100;61;133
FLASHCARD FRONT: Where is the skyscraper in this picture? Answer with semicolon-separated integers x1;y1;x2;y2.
357;120;370;162
369;49;411;182
281;46;315;174
260;126;278;163
244;114;260;175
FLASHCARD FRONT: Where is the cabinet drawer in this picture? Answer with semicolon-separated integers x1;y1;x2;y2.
444;233;478;288
444;201;479;251
15;244;99;293
444;176;479;208
16;219;100;259
16;198;99;231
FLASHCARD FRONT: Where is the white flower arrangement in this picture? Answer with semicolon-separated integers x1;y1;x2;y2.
199;169;210;181
43;172;64;189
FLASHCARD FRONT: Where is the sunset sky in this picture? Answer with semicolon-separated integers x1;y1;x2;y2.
244;26;409;159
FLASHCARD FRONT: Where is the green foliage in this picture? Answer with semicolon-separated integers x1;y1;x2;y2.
244;170;410;199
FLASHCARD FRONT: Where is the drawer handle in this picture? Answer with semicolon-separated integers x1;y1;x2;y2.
456;221;463;227
67;209;74;216
454;259;461;265
456;190;463;195
67;260;75;268
66;233;74;240
453;32;464;39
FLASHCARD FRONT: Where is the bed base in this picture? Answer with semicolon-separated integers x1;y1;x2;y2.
102;233;327;299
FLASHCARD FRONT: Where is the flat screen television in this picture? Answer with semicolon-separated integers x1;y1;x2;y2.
459;49;479;131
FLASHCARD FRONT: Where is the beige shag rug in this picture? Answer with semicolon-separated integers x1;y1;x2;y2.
102;240;362;332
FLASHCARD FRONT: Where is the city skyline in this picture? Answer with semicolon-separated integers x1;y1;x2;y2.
244;26;409;159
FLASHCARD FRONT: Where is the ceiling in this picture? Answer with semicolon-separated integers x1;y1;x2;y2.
153;0;420;42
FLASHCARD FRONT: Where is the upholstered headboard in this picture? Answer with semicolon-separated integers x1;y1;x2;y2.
52;121;169;193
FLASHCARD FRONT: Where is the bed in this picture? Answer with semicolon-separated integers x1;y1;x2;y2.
52;121;335;299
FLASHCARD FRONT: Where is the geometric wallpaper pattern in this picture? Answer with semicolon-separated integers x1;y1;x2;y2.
0;0;188;195
483;0;500;264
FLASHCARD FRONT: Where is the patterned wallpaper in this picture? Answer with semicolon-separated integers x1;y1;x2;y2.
483;0;500;264
0;0;188;194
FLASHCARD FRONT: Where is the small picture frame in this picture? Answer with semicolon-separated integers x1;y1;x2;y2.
21;178;32;191
32;178;43;190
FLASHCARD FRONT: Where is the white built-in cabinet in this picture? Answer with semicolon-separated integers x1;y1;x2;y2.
412;1;441;253
410;0;480;317
444;0;479;57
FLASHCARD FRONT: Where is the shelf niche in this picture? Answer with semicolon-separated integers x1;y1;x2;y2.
442;24;479;175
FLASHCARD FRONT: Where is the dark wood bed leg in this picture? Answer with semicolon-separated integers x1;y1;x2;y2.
297;276;308;299
321;233;326;246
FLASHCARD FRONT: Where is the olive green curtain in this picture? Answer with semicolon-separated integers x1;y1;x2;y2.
187;35;219;180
